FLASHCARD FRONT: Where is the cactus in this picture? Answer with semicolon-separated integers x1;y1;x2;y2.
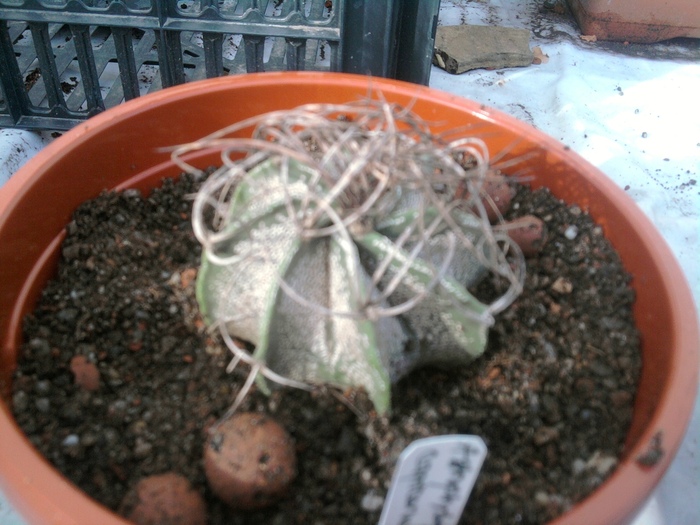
172;99;524;414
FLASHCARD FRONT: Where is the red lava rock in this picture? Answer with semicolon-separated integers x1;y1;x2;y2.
204;412;297;510
501;215;547;257
119;472;207;525
180;267;197;289
69;355;100;391
457;175;517;223
481;177;517;222
611;390;633;408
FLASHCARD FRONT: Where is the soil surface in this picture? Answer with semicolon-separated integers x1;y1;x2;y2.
12;174;641;525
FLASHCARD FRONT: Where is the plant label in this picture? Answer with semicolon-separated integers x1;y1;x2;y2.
378;435;487;525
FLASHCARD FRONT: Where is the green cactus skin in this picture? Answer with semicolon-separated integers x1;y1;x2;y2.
196;156;494;414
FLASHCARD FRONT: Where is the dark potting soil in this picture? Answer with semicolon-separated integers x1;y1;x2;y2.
12;174;641;525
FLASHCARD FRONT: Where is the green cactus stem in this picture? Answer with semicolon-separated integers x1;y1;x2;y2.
175;99;524;414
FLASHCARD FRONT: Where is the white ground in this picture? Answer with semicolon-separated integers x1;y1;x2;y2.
1;1;698;524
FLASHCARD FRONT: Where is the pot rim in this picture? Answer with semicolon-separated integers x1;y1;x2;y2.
0;71;697;525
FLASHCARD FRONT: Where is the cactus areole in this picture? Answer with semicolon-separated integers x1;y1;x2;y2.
173;99;525;414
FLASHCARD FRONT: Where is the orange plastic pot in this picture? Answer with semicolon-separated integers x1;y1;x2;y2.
0;72;698;525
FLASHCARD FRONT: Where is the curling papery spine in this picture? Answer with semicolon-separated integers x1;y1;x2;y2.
179;97;526;414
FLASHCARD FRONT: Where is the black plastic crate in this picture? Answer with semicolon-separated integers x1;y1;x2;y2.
0;0;440;130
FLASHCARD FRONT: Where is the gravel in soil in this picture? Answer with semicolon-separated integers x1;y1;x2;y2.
11;174;641;525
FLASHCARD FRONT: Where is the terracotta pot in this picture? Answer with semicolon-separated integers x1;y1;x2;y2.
0;72;697;525
566;0;700;43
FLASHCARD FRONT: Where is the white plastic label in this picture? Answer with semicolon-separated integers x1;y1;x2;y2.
378;435;487;525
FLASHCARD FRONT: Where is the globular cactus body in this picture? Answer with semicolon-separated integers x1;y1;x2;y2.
178;100;524;414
